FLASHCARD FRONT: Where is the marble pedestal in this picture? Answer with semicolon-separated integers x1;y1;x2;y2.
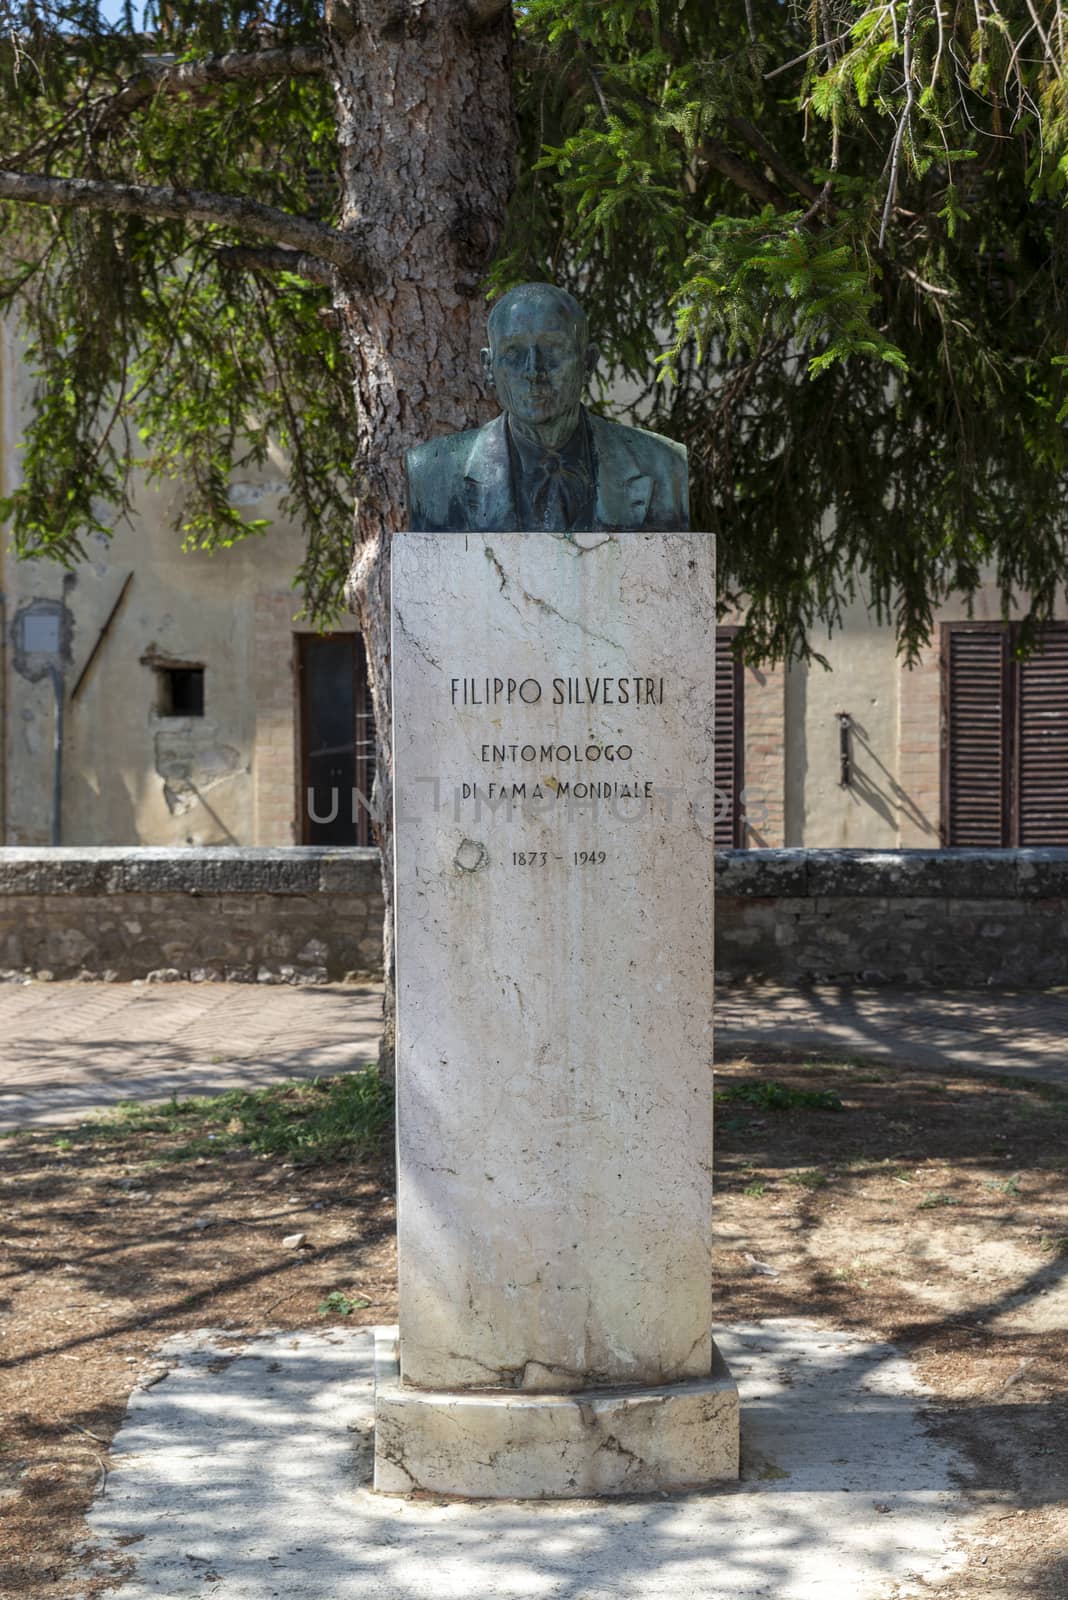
379;529;737;1497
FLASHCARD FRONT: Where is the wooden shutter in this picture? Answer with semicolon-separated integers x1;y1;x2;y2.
715;628;745;847
943;625;1010;846
1017;626;1068;846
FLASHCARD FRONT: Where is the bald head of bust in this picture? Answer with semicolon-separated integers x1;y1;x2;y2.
480;281;600;450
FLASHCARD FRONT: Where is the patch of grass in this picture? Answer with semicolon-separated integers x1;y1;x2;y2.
786;1169;828;1190
742;1180;767;1198
716;1081;843;1113
985;1174;1023;1196
65;1071;394;1165
318;1290;372;1317
917;1191;962;1209
1039;1234;1068;1256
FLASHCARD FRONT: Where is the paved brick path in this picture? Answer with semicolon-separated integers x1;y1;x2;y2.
0;982;381;1130
1;980;1065;1131
718;983;1068;1085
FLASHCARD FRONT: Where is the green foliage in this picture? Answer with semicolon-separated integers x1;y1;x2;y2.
664;211;908;378
716;1080;844;1112
0;2;353;620
2;1;1068;655
79;1070;394;1164
318;1289;372;1316
786;1168;829;1189
500;0;1068;662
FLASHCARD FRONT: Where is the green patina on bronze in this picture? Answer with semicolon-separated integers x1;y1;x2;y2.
405;282;688;535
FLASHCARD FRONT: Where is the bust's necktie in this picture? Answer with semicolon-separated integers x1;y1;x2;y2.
508;415;595;532
530;445;592;526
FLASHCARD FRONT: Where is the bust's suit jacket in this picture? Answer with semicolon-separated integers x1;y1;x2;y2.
405;409;689;532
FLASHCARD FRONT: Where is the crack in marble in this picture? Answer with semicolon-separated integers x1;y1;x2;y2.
393;605;442;674
482;542;630;660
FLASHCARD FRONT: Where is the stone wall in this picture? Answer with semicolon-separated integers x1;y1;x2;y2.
718;848;1068;987
0;847;383;982
1;846;1065;988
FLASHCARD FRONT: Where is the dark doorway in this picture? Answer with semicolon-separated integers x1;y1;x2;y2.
298;633;377;846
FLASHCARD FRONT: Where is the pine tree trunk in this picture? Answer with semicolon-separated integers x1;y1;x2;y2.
324;0;515;1079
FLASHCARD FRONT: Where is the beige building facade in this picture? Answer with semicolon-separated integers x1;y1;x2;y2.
0;321;365;849
2;324;1064;852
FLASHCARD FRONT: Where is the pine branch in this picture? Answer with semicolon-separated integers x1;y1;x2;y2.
214;243;336;287
0;169;365;277
721;113;825;206
693;137;785;209
96;45;327;128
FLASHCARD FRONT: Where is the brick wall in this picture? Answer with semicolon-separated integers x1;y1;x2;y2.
743;664;786;848
897;640;942;846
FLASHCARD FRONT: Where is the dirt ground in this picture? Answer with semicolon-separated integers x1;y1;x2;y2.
1;1053;1065;1600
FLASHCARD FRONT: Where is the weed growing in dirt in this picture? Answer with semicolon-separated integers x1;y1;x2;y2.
986;1174;1023;1195
318;1290;372;1317
786;1169;828;1189
716;1081;843;1113
56;1071;394;1164
918;1191;962;1209
743;1180;767;1198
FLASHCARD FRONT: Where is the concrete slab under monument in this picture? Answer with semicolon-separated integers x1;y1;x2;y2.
382;528;736;1497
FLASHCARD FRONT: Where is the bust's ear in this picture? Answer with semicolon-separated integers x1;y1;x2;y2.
584;341;600;379
480;347;495;386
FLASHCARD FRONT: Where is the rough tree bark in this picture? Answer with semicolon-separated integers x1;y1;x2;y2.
325;0;515;1078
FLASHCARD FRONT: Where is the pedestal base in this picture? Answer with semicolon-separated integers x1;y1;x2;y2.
371;1327;739;1499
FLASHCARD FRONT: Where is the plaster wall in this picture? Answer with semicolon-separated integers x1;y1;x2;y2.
0;321;358;846
784;596;903;849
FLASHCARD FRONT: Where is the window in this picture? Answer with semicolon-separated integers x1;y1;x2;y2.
715;627;746;847
942;622;1068;846
157;666;205;717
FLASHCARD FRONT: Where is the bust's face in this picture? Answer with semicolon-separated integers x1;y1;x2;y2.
482;295;593;430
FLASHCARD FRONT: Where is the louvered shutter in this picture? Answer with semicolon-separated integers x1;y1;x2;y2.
1017;626;1068;845
944;626;1009;846
715;628;744;847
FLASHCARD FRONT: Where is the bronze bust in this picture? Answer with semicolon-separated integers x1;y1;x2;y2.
406;282;689;534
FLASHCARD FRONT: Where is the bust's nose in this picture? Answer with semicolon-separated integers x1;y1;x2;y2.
523;343;545;376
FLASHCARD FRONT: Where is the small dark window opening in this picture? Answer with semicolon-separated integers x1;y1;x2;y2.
158;666;205;717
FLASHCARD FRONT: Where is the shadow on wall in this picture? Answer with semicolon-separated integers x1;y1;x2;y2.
848;717;934;841
61;768;140;848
